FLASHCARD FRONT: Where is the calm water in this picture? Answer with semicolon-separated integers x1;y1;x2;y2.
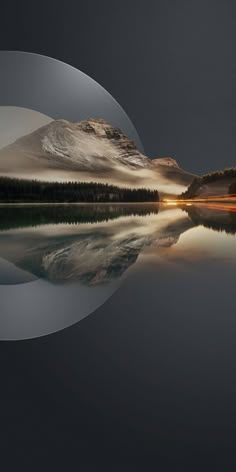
0;202;235;339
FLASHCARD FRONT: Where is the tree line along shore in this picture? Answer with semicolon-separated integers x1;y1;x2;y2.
0;177;159;203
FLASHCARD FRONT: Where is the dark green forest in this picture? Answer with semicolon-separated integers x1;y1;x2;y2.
0;177;159;203
0;204;159;231
179;168;236;199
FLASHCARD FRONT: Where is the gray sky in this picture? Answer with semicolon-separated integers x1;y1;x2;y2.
0;106;52;149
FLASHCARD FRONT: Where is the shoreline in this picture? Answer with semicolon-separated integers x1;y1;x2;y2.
0;201;161;207
0;200;236;207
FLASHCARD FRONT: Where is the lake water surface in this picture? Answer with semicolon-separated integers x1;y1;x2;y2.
0;202;235;339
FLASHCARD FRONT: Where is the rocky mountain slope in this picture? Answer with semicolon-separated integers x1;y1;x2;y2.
0;118;195;194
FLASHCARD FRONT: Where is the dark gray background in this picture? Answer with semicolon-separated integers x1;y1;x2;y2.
0;0;236;469
1;0;235;175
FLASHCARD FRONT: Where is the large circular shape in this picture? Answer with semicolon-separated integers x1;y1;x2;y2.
0;51;143;150
0;51;143;340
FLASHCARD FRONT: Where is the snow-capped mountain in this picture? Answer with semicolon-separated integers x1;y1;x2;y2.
0;118;195;193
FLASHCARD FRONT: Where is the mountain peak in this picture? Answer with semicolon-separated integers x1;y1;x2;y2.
0;117;194;193
152;157;180;168
43;118;135;145
78;118;132;142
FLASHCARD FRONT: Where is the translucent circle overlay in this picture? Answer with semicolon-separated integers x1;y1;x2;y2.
0;51;143;150
0;51;143;340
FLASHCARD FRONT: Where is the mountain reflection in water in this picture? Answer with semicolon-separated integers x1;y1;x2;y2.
0;203;235;287
0;202;236;339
